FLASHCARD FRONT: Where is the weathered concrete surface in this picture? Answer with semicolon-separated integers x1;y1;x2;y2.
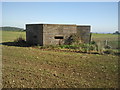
43;24;77;45
26;24;91;46
77;25;91;43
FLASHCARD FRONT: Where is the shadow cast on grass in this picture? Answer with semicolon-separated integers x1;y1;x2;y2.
1;41;31;47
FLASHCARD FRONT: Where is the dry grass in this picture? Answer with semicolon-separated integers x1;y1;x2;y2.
1;31;119;88
2;46;118;88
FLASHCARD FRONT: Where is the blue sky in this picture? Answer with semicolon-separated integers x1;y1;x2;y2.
2;2;118;33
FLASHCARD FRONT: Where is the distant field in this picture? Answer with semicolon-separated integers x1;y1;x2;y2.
2;31;26;43
92;33;119;49
92;33;118;41
1;31;119;88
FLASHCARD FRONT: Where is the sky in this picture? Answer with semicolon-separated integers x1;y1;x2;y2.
2;2;118;33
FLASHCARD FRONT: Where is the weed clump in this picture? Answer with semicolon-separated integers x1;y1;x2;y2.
14;36;28;47
64;34;83;45
14;37;26;43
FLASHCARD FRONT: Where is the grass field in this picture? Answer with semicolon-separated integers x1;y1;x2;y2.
92;33;119;49
1;31;119;88
2;31;26;43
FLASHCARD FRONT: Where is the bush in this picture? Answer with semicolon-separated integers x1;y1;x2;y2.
64;34;82;45
13;37;28;47
89;45;97;51
14;37;26;43
90;41;97;45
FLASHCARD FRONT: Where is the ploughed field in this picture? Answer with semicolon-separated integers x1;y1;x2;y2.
1;31;119;88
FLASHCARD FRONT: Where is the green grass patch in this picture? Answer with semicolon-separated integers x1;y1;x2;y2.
2;31;26;43
92;33;119;49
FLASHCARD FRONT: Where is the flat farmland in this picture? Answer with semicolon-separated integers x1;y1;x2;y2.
1;31;119;88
